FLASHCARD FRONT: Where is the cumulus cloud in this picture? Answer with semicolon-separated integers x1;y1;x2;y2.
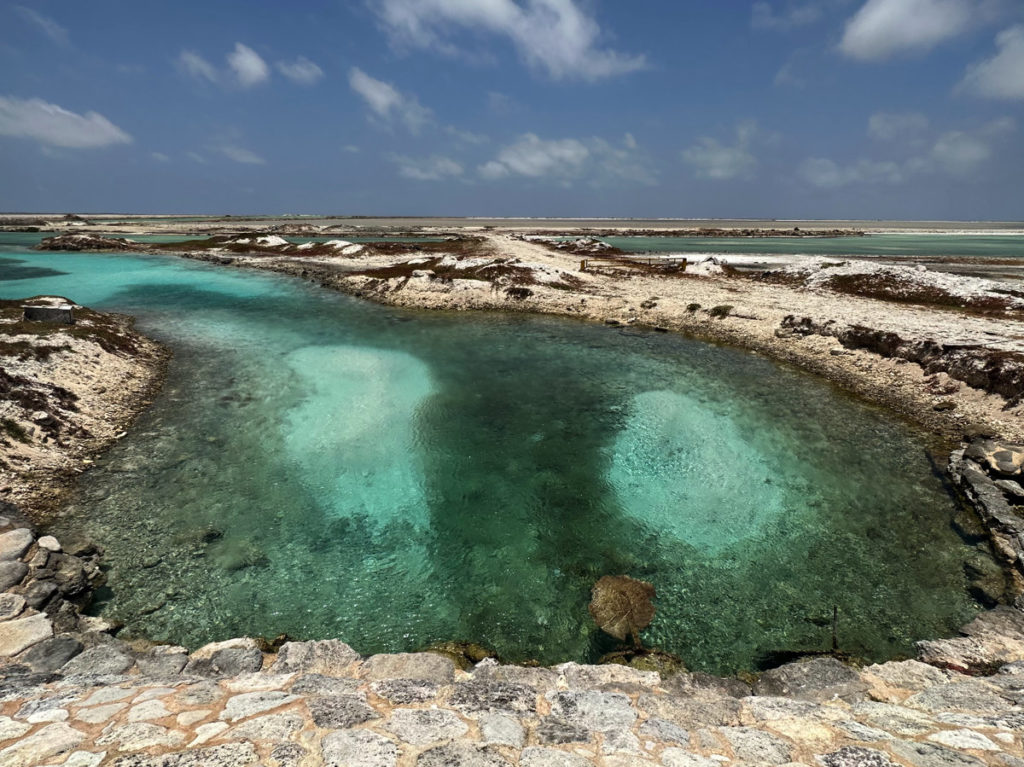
388;153;464;181
0;95;132;149
179;44;289;88
227;43;269;88
839;0;991;60
800;116;1015;186
480;133;590;179
218;144;266;164
348;68;432;133
867;111;930;142
277;56;324;85
372;0;646;81
14;6;69;46
681;122;762;180
479;133;655;185
959;25;1024;100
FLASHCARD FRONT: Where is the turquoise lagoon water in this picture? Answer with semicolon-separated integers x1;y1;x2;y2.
602;234;1024;259
0;236;984;672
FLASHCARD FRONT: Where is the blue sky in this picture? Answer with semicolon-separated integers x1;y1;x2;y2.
1;0;1022;219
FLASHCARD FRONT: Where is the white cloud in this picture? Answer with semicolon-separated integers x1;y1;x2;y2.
478;132;655;185
839;0;992;60
0;96;131;149
800;116;1015;186
277;56;324;85
179;50;219;83
227;43;269;88
218;145;266;164
867;111;930;141
186;151;207;164
929;118;1014;174
151;152;170;162
389;153;464;181
959;25;1024;100
681;122;761;180
799;157;905;188
751;1;825;30
14;6;69;46
482;133;590;179
372;0;646;81
348;68;432;133
343;144;360;153
445;125;489;145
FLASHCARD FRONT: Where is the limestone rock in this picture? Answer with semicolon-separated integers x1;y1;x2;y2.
480;713;525;747
520;748;594;767
535;717;591;744
889;739;987;767
274;639;359;675
719;726;793;764
60;643;134;676
0;722;85;767
219;691;298;722
450;681;536;715
96;722;186;751
905;681;1014;714
322;730;399;767
386;708;469;745
0;528;33;562
371;678;439;704
817;746;898;767
0;561;27;590
0;592;26;620
754;657;867;702
416;743;511;767
306;694;378;728
547;690;638;732
360;651;455;683
227;712;303;741
0;613;52;656
15;634;82;672
186;638;262;676
110;742;259;767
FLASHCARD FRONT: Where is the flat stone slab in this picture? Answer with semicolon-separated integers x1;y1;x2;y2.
0;529;33;562
0;613;52;657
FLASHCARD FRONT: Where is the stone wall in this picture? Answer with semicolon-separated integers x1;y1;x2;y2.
4;517;1024;766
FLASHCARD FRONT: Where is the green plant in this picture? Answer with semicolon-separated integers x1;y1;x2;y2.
1;418;29;443
709;304;734;319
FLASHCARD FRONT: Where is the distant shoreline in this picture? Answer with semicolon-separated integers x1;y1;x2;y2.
3;213;1024;235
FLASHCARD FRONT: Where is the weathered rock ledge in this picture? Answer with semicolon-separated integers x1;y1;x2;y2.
4;520;1024;767
0;298;168;518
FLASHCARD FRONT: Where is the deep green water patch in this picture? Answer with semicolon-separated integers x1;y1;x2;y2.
0;236;985;673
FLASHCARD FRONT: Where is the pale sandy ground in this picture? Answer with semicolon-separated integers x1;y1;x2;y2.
189;231;1024;445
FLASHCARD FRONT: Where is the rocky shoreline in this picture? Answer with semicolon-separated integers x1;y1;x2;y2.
0;297;168;520
4;520;1024;766
4;229;1024;765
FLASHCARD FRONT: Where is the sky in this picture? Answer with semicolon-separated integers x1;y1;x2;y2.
0;0;1022;219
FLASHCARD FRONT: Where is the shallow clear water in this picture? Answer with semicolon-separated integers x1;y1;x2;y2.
601;234;1024;259
0;236;982;673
